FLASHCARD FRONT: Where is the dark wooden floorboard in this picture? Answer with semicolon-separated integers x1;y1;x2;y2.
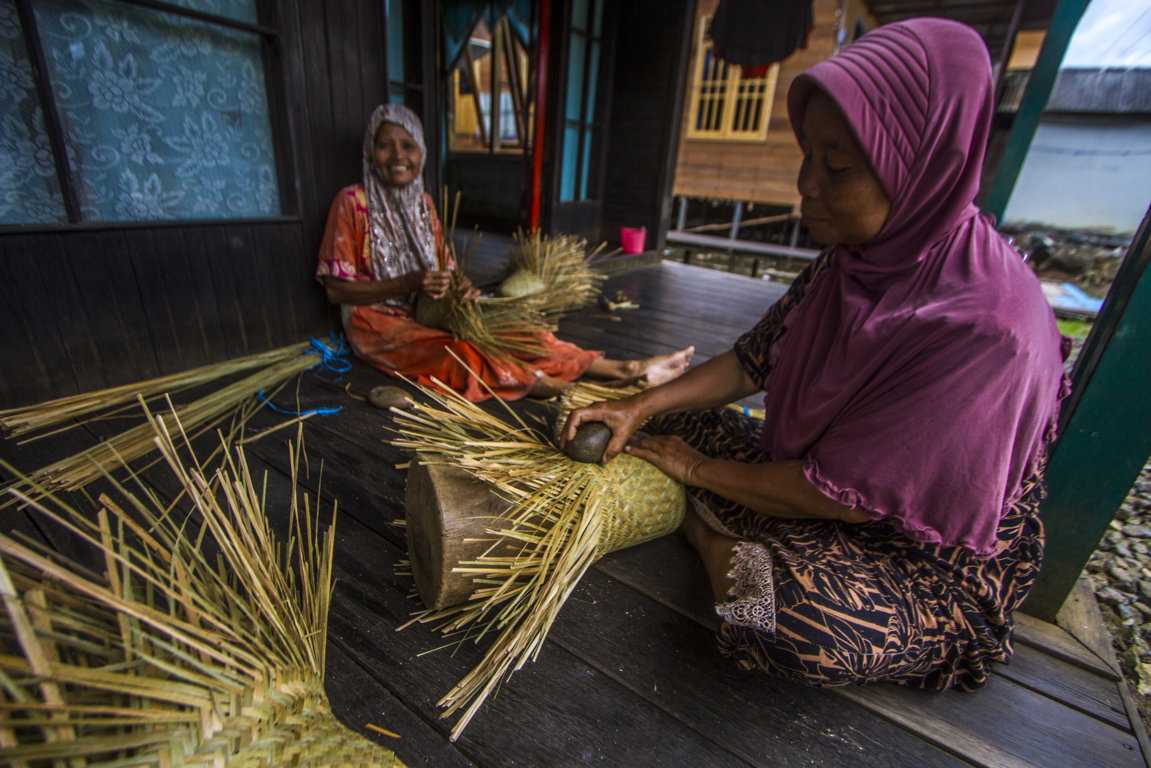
994;642;1128;730
326;642;478;768
597;535;1141;768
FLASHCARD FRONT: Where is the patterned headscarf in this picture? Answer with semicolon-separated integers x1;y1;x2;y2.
362;104;439;289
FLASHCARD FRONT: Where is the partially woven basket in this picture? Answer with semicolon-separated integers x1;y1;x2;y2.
391;373;684;741
0;407;403;767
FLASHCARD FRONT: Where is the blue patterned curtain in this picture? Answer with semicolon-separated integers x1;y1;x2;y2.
0;0;67;225
1;0;281;224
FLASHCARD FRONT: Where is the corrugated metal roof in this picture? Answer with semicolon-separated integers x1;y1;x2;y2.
1000;68;1151;114
868;0;1057;54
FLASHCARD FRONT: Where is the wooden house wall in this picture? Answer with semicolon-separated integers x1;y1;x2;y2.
0;0;407;407
671;0;852;208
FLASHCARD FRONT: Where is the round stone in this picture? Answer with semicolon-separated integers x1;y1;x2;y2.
563;422;614;464
368;385;414;411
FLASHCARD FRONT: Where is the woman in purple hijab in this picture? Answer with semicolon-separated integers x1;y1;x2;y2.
564;18;1068;688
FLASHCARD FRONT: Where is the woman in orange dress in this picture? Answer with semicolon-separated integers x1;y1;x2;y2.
317;104;693;402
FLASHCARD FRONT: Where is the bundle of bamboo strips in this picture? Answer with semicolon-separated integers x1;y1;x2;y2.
496;230;605;317
414;213;604;361
0;407;402;766
0;342;309;442
0;337;347;502
389;375;685;740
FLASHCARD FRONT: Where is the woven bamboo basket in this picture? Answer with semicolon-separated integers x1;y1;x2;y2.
0;407;403;766
390;374;685;740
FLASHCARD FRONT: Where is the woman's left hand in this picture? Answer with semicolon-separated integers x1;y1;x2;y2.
626;435;708;486
457;275;482;301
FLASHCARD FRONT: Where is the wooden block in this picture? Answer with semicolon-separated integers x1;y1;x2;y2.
404;461;511;611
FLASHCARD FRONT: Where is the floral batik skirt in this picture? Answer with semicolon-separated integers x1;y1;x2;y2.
651;407;1046;690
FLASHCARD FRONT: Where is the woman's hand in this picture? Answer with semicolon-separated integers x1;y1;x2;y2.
561;396;649;462
625;435;707;485
457;274;482;301
420;270;452;299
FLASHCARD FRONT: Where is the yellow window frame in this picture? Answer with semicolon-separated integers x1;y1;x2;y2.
685;15;779;142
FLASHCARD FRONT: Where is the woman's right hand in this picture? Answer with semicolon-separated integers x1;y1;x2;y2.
561;396;650;463
420;270;452;299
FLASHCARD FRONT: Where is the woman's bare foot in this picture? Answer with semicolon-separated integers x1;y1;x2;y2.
641;346;694;386
584;346;695;386
681;500;739;600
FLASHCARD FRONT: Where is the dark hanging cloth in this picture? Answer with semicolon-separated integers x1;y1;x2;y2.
710;0;814;68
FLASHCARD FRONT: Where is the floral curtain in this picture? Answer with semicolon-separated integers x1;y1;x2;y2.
1;0;280;225
0;0;66;225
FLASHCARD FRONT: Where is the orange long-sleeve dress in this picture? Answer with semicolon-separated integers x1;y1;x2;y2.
316;185;601;402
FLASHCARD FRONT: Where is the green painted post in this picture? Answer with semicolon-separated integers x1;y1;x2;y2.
1025;206;1151;620
982;0;1089;221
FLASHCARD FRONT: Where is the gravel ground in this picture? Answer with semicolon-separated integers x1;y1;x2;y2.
1084;463;1151;727
1059;330;1151;729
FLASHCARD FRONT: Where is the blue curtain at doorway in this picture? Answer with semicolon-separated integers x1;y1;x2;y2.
443;0;533;71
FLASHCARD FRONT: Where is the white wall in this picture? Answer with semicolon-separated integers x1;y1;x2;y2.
1003;116;1151;233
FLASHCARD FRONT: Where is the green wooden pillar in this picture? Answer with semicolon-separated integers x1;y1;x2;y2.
982;0;1089;221
1026;206;1151;619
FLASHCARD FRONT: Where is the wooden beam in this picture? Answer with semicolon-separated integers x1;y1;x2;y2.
16;0;80;223
992;0;1027;91
490;20;502;152
1026;204;1151;620
461;45;490;148
499;17;527;147
666;230;819;260
982;0;1089;221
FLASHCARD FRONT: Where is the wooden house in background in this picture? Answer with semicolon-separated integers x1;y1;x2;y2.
669;0;1058;244
673;0;875;214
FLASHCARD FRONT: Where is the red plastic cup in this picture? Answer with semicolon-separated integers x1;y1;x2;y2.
620;226;647;255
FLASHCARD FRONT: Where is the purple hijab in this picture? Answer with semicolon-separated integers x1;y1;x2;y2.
763;19;1067;555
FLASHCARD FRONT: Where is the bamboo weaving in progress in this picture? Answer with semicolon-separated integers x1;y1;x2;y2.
415;227;604;361
390;376;685;740
0;408;403;766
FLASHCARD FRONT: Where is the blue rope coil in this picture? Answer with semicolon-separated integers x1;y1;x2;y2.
306;333;353;375
257;334;351;418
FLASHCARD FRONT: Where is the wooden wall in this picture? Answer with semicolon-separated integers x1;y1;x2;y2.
0;222;324;406
0;0;413;407
672;0;846;208
287;0;396;252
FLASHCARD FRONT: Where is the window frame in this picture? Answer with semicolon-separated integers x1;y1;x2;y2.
2;0;297;233
684;14;779;143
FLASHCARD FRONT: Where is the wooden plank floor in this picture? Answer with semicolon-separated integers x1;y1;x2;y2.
1;254;1143;767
